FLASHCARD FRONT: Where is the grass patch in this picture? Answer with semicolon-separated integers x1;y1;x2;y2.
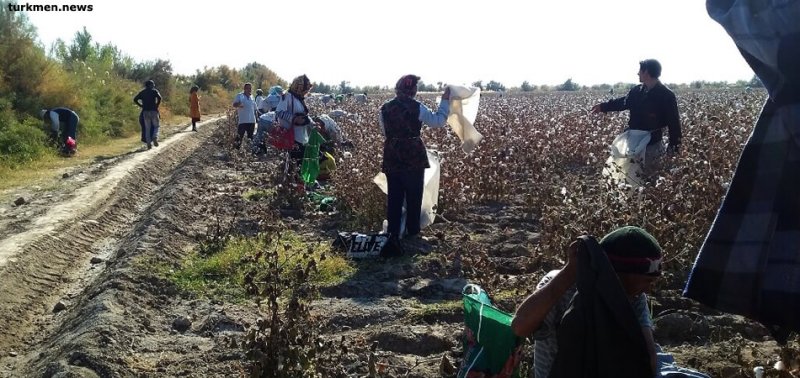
0;115;193;194
167;231;355;300
406;299;463;322
242;188;276;202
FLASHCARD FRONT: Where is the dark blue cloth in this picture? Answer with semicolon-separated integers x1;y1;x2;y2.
684;0;800;339
138;111;157;143
52;107;78;141
386;169;424;238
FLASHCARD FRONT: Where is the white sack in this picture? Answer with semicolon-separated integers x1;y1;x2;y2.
602;129;651;187
374;150;441;236
446;85;482;154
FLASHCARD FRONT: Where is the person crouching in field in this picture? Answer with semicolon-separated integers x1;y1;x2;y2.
379;74;450;246
41;107;79;155
189;85;201;132
511;226;662;378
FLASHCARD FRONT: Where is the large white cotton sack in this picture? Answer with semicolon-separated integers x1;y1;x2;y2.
602;129;651;187
374;150;441;236
446;85;482;154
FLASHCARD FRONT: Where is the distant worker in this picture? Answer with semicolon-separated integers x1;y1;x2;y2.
265;85;283;112
591;59;682;172
255;88;267;115
189;85;201;132
232;82;258;150
133;79;163;150
40;107;79;155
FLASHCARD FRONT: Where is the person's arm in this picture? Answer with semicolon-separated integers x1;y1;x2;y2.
48;111;60;133
232;93;242;108
643;326;658;375
133;92;143;108
664;92;682;154
418;88;451;127
511;240;580;337
633;293;657;375
155;90;162;108
276;95;294;124
378;112;385;137
592;92;630;113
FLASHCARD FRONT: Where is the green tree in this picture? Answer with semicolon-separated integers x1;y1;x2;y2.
748;75;764;88
241;62;284;91
486;80;506;92
338;80;352;94
472;80;483;90
520;81;535;92
0;1;50;113
556;78;579;91
313;82;332;94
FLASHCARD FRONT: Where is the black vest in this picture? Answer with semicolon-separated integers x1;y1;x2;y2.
380;97;429;173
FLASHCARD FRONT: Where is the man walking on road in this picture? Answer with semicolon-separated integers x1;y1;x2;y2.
133;80;163;150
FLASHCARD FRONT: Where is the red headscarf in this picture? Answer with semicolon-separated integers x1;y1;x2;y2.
395;74;420;98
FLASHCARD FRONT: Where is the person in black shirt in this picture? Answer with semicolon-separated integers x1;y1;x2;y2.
591;59;682;170
133;80;163;150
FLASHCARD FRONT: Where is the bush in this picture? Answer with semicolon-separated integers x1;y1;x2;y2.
0;111;50;166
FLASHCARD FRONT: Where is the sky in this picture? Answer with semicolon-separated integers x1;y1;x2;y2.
23;0;755;88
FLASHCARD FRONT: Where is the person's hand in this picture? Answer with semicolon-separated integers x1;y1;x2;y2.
591;104;602;114
292;114;307;125
442;87;451;101
560;239;583;283
565;239;581;268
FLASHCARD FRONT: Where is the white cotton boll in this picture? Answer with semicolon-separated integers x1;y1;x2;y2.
560;187;566;196
774;361;785;371
753;366;764;378
343;151;352;159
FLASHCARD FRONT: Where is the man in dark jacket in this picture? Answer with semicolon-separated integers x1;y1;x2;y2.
592;59;682;170
133;80;162;150
511;226;662;377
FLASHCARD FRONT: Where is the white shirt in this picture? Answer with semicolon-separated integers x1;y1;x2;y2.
276;93;311;144
233;92;257;124
255;95;267;110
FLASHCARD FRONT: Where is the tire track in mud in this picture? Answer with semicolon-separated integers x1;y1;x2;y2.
0;120;222;365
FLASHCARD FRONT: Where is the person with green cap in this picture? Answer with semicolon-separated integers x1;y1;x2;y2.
511;226;663;378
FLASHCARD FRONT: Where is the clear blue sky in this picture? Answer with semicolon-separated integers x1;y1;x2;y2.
24;0;755;88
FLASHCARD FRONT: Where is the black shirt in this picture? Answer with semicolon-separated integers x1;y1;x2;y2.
133;88;162;111
601;82;682;146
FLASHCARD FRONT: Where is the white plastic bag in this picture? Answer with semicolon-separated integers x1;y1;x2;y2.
602;130;651;187
445;85;482;154
374;150;441;236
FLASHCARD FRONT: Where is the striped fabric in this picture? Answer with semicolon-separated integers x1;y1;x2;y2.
683;0;800;339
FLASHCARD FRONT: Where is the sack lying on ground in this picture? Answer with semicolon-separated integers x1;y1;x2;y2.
333;232;399;259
